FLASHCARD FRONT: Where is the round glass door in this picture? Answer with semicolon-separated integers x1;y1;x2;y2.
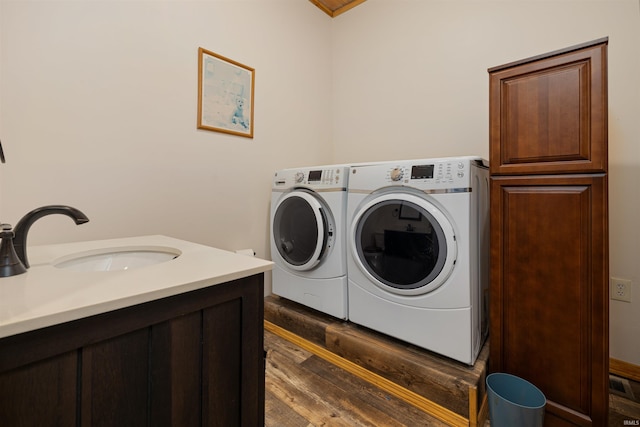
273;190;332;271
352;193;456;295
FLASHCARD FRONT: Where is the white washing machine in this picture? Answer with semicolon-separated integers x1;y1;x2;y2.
270;165;349;319
346;156;489;365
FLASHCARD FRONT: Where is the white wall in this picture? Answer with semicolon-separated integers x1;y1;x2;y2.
0;0;333;289
331;0;640;365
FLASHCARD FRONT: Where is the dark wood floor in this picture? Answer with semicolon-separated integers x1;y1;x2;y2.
265;328;640;426
609;374;640;426
265;329;450;426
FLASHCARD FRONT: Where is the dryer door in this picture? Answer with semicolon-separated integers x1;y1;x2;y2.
351;193;457;295
272;189;334;271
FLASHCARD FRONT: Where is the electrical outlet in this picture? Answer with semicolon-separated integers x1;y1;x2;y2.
611;277;632;303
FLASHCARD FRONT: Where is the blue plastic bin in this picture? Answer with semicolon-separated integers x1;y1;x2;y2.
486;373;546;427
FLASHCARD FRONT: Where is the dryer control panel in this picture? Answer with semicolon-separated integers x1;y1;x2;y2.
273;166;349;190
385;160;469;185
350;156;487;191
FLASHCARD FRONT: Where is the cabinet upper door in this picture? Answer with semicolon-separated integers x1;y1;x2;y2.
489;38;608;175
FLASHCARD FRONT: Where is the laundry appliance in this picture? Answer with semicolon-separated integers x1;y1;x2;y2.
270;165;349;319
346;157;489;364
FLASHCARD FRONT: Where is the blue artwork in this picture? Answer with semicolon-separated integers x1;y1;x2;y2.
198;48;254;137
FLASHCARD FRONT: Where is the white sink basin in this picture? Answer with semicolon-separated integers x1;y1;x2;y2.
54;246;181;272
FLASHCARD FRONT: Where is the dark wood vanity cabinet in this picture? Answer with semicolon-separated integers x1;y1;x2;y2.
0;274;265;426
489;38;609;427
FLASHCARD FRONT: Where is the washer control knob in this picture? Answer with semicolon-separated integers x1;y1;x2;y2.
390;168;404;181
294;172;305;183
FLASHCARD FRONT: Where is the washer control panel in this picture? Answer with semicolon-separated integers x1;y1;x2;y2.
273;166;348;189
389;167;404;182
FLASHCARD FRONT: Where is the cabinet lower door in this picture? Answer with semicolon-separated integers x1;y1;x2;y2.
490;174;608;427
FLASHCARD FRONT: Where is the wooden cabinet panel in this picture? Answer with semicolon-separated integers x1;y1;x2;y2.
490;175;608;426
149;312;202;427
203;298;243;426
489;38;608;175
0;274;265;426
0;351;77;425
81;329;150;427
489;38;609;427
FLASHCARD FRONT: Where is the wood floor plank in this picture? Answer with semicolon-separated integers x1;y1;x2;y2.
266;327;315;365
299;352;447;426
609;393;640;425
265;388;312;427
266;344;365;426
265;330;450;426
326;321;479;418
265;295;333;347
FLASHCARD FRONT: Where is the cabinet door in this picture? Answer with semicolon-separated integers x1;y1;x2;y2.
490;175;608;427
0;274;265;426
81;329;150;427
489;39;607;176
0;351;77;425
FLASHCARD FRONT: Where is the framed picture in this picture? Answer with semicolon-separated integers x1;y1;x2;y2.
399;203;422;221
197;47;255;138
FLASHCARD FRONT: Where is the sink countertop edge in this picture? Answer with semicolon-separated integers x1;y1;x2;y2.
0;235;273;339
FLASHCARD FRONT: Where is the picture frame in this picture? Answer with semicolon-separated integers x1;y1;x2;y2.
197;47;255;138
399;204;422;221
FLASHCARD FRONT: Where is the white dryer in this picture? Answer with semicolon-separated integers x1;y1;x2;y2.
346;157;489;365
270;165;349;319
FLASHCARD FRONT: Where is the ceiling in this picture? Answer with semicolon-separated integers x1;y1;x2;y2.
309;0;367;17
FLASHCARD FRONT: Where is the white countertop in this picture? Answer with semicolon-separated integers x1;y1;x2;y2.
0;235;273;339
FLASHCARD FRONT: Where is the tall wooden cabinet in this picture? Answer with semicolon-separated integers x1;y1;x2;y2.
489;38;609;426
